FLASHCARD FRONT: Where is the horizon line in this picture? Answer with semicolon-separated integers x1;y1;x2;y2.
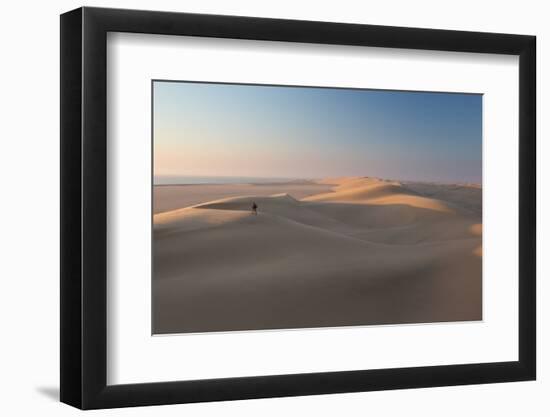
153;174;482;186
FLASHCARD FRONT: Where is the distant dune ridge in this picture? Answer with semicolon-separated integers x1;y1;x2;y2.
153;177;482;334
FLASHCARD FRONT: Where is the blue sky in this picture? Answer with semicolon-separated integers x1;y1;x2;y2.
153;81;482;183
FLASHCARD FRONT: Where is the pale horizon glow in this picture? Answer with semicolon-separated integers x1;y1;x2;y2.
153;81;482;184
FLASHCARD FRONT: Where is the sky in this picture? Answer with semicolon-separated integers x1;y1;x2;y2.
153;81;482;183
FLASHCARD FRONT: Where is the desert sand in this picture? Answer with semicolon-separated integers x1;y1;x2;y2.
153;177;482;334
154;181;333;214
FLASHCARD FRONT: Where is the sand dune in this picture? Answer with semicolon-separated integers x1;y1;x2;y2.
154;182;333;214
153;176;482;334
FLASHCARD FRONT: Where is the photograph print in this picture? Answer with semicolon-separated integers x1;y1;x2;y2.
152;80;482;335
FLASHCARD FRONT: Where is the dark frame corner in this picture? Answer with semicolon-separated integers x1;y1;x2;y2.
61;6;536;409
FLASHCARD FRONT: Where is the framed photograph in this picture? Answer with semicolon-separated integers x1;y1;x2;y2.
60;7;536;409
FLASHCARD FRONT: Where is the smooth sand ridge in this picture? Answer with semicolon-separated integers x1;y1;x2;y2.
153;177;482;334
301;177;481;244
306;177;456;212
153;182;333;214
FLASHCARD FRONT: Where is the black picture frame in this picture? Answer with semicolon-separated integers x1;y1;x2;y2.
60;6;536;410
